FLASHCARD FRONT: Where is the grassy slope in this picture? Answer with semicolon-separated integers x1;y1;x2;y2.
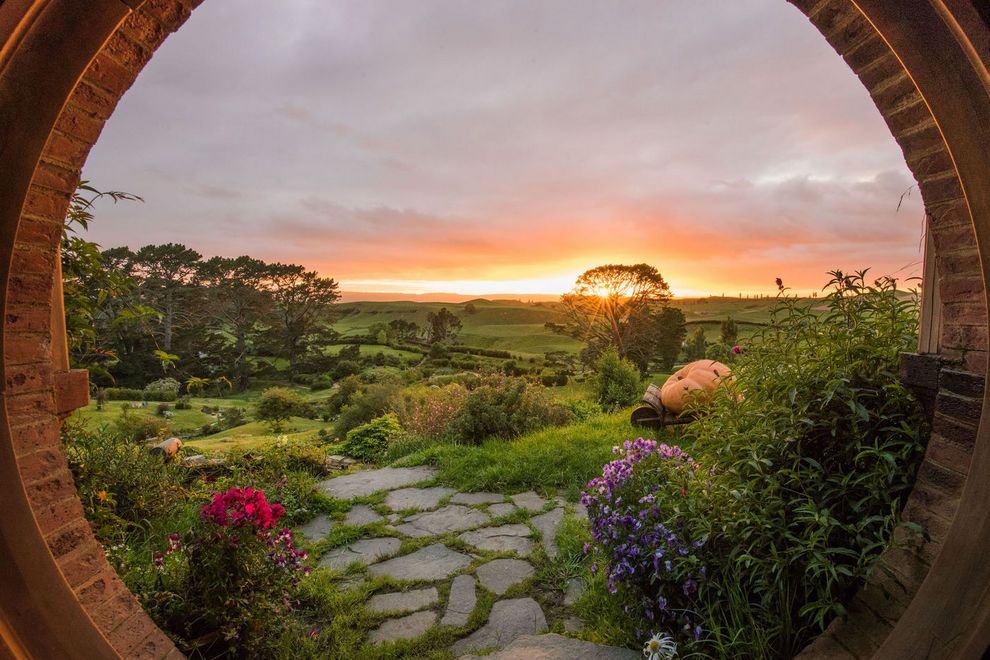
333;297;792;354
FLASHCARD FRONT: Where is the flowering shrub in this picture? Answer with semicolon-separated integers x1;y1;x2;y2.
582;439;708;647
145;487;309;657
400;383;469;440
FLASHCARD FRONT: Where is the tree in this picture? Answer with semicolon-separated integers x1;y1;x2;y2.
591;348;642;410
130;243;204;352
720;317;739;346
425;307;462;344
464;302;478;315
653;306;687;371
198;256;273;390
254;386;306;432
686;326;707;360
558;263;684;372
263;263;340;377
387;319;420;343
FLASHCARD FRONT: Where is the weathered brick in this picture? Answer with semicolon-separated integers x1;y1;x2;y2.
915;457;967;495
884;97;937;139
22;186;69;219
16;447;63;484
68;80;117;119
939;275;984;303
45;131;93;168
143;0;193;29
11;245;56;276
938;252;982;279
892;524;942;565
939;369;985;398
834;598;891;658
14;216;61;249
919;174;966;206
92;591;141;635
842;32;888;71
934;390;983;424
906;147;954;180
6;364;54;396
896;125;950;165
77;571;127;608
128;626;177;660
941;323;988;352
932;410;978;446
35;494;86;537
872;75;923;117
47;520;92;559
4;333;50;365
25;469;76;508
7;274;53;305
121;10;169;50
107;611;161;656
9;418;58;456
83;53;139;98
963;350;987;374
55;105;107;145
58;540;108;588
32;159;80;195
103;31;152;71
856;54;904;93
6;305;52;333
906;478;963;521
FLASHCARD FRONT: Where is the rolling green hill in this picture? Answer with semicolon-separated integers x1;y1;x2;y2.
331;296;797;355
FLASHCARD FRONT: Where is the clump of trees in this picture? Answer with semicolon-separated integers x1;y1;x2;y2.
550;263;686;373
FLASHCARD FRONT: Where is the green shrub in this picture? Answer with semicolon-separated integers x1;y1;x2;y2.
399;383;469;441
591;348;641;410
567;399;603;422
155;402;170;416
254;387;306;432
104;387;145;401
341;413;402;462
310;374;333;391
334;383;401;438
144;377;181;402
174;395;192;410
113;409;169;442
446;375;573;444
220;407;247;429
62;421;189;542
582;272;925;657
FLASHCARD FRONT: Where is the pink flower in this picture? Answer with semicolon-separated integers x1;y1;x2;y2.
732;345;741;355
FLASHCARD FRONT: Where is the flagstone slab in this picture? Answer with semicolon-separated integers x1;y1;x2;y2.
488;503;517;518
441;574;477;627
319;537;402;571
510;491;548;513
451;492;505;505
392;505;490;538
564;578;585;606
476;558;534;595
572;502;589;522
368;543;472;581
458;524;533;556
449;598;547;655
385;486;456;511
345;504;383;526
297;514;333;541
367;610;437;644
457;633;637;659
366;587;439;614
531;508;564;558
318;466;438;499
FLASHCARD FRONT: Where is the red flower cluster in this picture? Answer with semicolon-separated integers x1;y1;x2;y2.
200;487;285;530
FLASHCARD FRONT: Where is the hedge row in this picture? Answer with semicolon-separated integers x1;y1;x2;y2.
104;388;178;402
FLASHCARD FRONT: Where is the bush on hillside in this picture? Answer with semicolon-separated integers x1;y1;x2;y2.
113;408;169;442
446;375;573;444
591;348;641;410
255;387;307;432
334;383;402;438
340;413;403;462
104;387;146;401
400;383;469;441
145;377;181;401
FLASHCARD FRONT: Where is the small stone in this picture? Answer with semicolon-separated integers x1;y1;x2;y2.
564;578;585;606
344;504;383;526
441;574;477;627
369;543;472;581
367;610;436;644
488;503;517;518
366;587;439;613
532;508;564;558
296;514;333;541
449;598;547;655
451;492;505;505
388;513;402;523
392;505;490;538
562;616;583;634
385;486;456;511
510;491;548;513
319;466;438;499
319;537;402;571
458;524;533;556
572;503;589;522
458;632;638;659
476;558;534;595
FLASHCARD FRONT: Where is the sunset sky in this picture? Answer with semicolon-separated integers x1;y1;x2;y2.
82;0;925;298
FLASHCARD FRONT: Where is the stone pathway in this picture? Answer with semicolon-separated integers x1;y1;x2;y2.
301;466;625;656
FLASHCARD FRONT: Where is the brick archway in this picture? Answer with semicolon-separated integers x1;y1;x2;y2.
1;1;988;657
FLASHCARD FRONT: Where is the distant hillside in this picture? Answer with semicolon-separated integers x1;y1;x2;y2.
331;296;801;356
338;291;560;303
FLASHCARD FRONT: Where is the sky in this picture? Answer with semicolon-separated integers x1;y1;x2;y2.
81;0;926;298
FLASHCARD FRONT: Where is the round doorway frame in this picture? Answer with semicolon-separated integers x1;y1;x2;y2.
0;1;988;657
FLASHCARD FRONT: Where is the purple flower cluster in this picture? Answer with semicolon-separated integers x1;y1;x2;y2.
582;438;706;642
267;527;310;576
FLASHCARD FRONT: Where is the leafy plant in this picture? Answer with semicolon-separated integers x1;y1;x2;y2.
255;387;307;432
340;413;403;462
591;348;642;410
